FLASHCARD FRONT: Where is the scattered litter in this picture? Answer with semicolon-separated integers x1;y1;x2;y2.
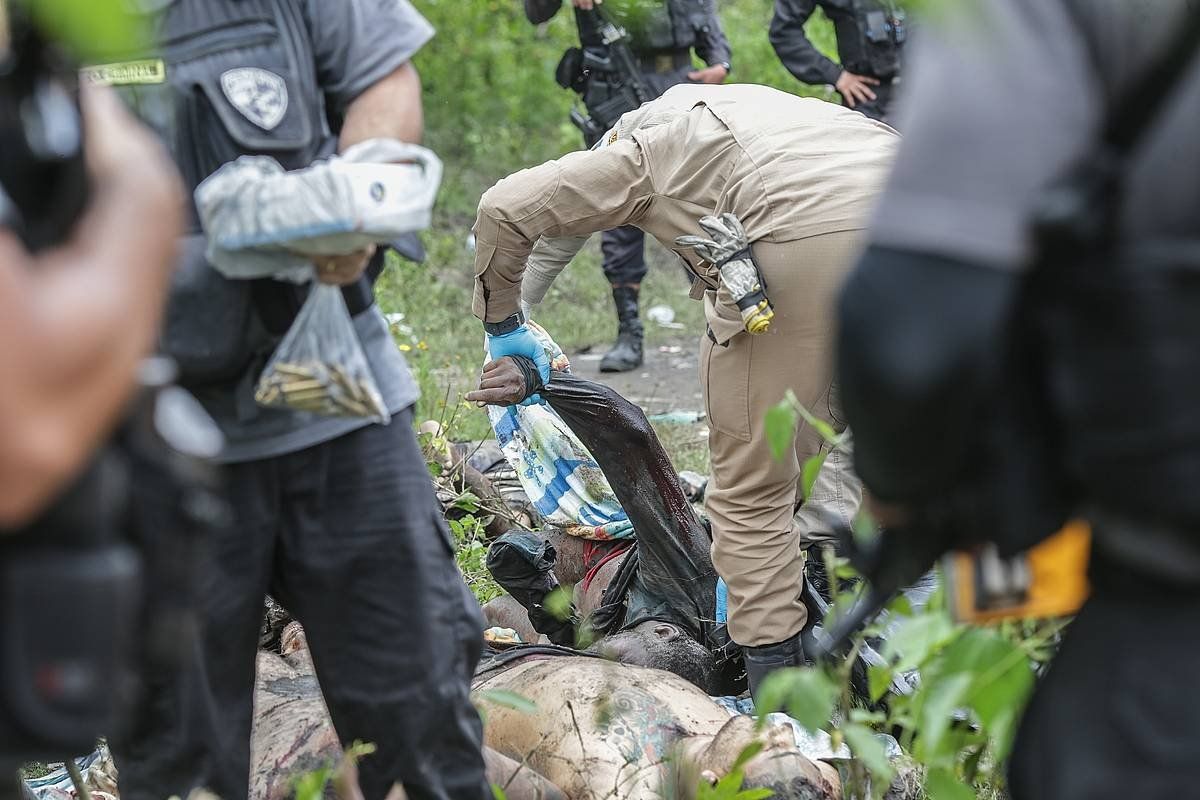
658;345;683;354
708;697;905;763
647;304;685;329
575;353;603;362
649;410;705;424
26;745;117;800
484;626;523;646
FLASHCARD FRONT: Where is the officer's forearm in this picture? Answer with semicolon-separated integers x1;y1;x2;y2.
769;0;842;86
695;15;732;67
0;162;181;526
836;246;1019;503
339;62;423;150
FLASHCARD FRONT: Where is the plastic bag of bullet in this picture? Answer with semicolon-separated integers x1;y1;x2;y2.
254;283;391;424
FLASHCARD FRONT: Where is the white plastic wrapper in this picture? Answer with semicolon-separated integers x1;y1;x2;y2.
253;281;390;424
195;138;442;281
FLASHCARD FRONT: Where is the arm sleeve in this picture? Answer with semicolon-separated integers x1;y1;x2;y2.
299;0;435;117
523;0;563;25
769;0;843;86
472;140;655;322
522;234;592;307
836;246;1019;502
694;4;732;67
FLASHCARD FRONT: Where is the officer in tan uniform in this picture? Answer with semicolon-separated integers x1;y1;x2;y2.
472;83;898;694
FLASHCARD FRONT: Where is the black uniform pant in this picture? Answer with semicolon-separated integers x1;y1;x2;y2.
113;408;489;800
1008;550;1200;799
601;225;649;287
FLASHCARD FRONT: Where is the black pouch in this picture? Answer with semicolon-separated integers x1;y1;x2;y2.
1036;240;1200;526
0;541;142;760
160;234;258;385
861;10;901;79
555;47;586;93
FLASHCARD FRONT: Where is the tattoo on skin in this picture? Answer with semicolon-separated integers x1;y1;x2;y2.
596;687;689;766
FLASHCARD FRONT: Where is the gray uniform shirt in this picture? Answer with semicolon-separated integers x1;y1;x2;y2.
198;0;432;464
869;0;1200;268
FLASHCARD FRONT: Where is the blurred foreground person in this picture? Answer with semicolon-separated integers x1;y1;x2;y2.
0;87;181;525
96;2;488;799
472;83;897;697
837;1;1200;797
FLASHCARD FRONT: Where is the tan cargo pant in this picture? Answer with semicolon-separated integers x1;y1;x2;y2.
701;230;864;647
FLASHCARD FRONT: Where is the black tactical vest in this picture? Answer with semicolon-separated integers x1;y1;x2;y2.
102;0;330;223
828;0;906;81
574;0;711;54
88;0;369;386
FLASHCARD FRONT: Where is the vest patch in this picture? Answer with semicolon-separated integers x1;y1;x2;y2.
81;59;167;87
220;67;288;131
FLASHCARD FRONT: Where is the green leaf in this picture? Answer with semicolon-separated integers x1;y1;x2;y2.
793;399;840;444
292;767;332;800
867;664;894;704
951;631;1034;763
18;0;147;61
916;672;972;762
801;453;828;498
453;491;481;512
477;689;537;715
883;612;957;672
543;586;574;621
751;668;797;729
925;768;976;800
764;399;798;461
885;593;914;618
842;723;895;792
782;668;839;733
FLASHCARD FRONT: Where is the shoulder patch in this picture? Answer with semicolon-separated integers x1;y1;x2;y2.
220;68;288;131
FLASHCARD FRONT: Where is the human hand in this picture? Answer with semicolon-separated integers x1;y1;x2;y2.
465;357;535;407
313;245;376;286
82;85;183;216
834;70;879;108
485;324;551;405
688;64;728;85
572;0;600;8
865;493;910;529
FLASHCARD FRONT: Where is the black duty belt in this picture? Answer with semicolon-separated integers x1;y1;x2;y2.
636;50;692;75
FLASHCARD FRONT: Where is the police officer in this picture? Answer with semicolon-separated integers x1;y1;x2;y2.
769;0;905;126
471;83;897;695
90;2;490;799
524;0;732;372
836;1;1200;796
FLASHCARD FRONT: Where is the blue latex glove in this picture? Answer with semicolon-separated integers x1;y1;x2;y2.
487;324;551;406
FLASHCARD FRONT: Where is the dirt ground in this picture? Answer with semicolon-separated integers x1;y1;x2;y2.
568;332;703;418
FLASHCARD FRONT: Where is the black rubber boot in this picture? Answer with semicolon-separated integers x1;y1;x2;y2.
599;286;644;373
744;632;810;706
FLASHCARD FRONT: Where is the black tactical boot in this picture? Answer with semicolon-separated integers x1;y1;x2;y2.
744;632;810;706
599;286;644;373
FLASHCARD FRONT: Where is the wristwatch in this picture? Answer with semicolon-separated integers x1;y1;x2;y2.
484;311;526;336
718;61;732;75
